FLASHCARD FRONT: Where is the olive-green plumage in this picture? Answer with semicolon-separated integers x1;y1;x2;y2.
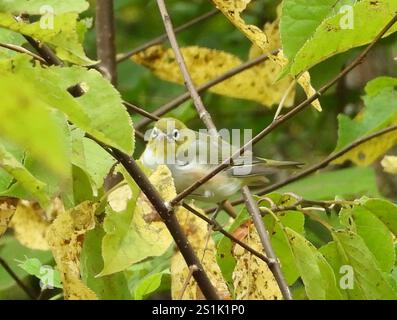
141;118;302;202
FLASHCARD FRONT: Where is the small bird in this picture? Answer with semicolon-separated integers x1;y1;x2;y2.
141;118;302;203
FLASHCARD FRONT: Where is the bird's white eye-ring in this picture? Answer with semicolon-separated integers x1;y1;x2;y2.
172;128;180;140
151;127;159;139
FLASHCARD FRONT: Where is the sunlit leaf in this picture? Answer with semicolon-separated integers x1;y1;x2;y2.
0;12;94;65
100;165;173;276
0;0;89;14
288;0;397;75
381;155;397;174
17;257;62;289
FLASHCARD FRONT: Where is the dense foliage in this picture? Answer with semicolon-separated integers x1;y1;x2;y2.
0;0;397;300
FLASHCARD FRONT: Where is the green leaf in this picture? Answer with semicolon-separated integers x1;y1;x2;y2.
281;0;353;60
134;271;170;300
17;257;62;289
80;227;131;300
333;230;397;299
0;28;26;58
0;72;70;180
3;58;134;155
0;236;53;299
0;12;94;65
333;78;397;165
289;0;397;75
270;211;305;286
277;167;379;200
340;205;395;272
285;227;343;300
100;165;172;276
71;128;116;190
0;0;89;14
0;143;49;207
360;198;397;236
72;165;94;204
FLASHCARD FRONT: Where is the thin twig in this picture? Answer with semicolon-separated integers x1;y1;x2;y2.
96;0;117;85
135;51;277;131
170;14;397;206
117;9;219;63
0;43;46;63
241;186;292;300
156;0;218;134
257;124;397;196
274;79;296;121
123;100;160;121
0;258;36;300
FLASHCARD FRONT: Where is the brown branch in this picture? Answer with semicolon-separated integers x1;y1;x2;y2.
156;0;217;133
25;35;220;301
135;51;277;131
123;100;160;122
96;0;117;85
242;186;292;300
116;9;219;63
0;258;36;300
170;14;397;206
0;43;47;63
109;149;220;300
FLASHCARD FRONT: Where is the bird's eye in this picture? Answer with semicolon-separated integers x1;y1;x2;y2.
172;129;180;140
151;127;159;139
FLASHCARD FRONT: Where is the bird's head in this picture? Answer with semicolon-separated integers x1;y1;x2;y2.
146;117;194;161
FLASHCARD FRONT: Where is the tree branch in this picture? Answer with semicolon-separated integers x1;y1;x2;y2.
25;35;220;301
156;0;217;133
169;14;397;206
0;43;46;63
0;258;36;300
116;9;218;63
96;0;117;85
241;186;292;300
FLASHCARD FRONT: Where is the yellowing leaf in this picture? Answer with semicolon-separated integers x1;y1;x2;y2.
46;201;97;300
212;0;268;51
100;165;173;276
335;131;397;166
232;223;282;300
381;155;397;174
133;45;294;108
10;201;50;251
171;205;230;300
0;198;16;237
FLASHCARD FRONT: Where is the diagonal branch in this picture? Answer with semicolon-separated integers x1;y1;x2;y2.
156;0;217;133
169;13;397;207
117;9;219;63
134;50;278;131
242;186;292;300
96;0;117;85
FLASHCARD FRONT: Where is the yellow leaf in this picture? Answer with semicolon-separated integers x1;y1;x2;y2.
171;205;230;300
133;165;173;253
0;198;16;237
333;131;397;166
10;201;50;251
232;223;282;300
46;201;97;300
381;155;397;174
227;0;321;111
212;0;268;51
132;45;295;108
